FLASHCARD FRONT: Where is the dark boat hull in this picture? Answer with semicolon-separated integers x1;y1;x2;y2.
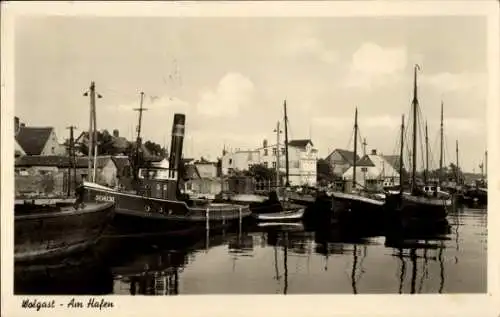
14;202;114;263
330;192;386;236
384;193;450;236
82;183;251;234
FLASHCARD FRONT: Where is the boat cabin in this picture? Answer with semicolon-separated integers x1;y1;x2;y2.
136;166;179;200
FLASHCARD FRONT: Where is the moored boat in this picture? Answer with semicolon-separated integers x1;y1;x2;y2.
81;113;251;234
15;201;114;263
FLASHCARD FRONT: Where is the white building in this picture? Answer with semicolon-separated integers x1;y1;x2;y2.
342;149;400;190
221;139;318;187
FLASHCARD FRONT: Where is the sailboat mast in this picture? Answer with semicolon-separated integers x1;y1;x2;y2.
87;81;95;181
425;121;429;183
411;65;420;193
283;100;290;187
353;107;358;189
456;140;460;184
439;101;444;185
485;150;487;178
275;121;281;188
133;92;147;178
399;115;405;195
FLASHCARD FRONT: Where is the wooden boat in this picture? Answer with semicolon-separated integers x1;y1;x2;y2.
15;201;114;263
252;207;305;222
326;108;386;234
81;113;251;234
385;65;450;230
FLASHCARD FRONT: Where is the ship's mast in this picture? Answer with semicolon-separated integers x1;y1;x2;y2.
133;92;147;179
439;101;444;185
411;65;420;194
283;100;290;187
353;107;358;190
399;114;405;195
425;121;429;184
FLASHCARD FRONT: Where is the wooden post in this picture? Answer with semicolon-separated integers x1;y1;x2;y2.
238;207;242;233
205;207;210;230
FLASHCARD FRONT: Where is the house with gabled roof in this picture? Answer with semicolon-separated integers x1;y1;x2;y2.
342;149;401;190
325;149;360;178
14;118;66;156
15;155;120;187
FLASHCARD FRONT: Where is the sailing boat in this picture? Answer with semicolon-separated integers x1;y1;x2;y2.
386;65;451;230
80;89;251;234
328;107;386;234
225;100;305;222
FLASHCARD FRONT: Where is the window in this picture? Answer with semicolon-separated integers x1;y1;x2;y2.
51;147;55;154
272;162;276;168
272;148;277;156
229;159;233;165
361;167;368;172
281;148;285;155
264;162;268;168
264;149;268;156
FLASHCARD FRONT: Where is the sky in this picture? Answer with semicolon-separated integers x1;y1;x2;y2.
15;16;488;172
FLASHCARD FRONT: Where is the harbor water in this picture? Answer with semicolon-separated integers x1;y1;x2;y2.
15;205;487;295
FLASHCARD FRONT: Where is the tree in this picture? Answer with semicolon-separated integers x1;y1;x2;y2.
317;158;334;185
248;164;275;181
144;140;164;157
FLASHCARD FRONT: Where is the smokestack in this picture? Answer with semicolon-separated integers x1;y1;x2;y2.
167;113;186;198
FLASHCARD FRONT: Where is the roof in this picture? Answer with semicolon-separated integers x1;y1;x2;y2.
356;155;376;167
15;127;54;155
111;156;132;173
288;139;313;148
15;139;26;156
15;155;115;169
342;154;400;179
185;164;201;179
326;149;360;165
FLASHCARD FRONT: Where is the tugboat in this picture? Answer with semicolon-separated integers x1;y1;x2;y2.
81;113;251;234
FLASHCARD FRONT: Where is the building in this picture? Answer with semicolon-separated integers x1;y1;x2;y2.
15;155;120;187
342;149;400;190
14;117;66;156
221;149;260;175
193;158;218;178
324;149;360;178
221;138;318;187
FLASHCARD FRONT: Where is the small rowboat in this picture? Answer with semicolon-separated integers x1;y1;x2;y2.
252;208;305;222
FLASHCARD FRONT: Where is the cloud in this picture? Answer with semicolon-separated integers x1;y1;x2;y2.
288;37;339;64
344;43;408;89
196;72;255;117
112;94;189;113
420;72;487;93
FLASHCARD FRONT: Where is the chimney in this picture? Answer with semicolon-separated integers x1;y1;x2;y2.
371;149;377;155
113;129;119;137
263;139;268;148
14;117;20;135
167;113;186;198
20;123;26;128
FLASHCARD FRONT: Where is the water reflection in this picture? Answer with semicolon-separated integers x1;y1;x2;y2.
15;206;486;295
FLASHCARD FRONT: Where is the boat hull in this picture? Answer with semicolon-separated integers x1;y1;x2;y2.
14;202;114;263
330;192;386;234
252;208;305;222
82;182;251;233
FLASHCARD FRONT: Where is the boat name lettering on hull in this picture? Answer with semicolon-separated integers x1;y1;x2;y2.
95;195;115;202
